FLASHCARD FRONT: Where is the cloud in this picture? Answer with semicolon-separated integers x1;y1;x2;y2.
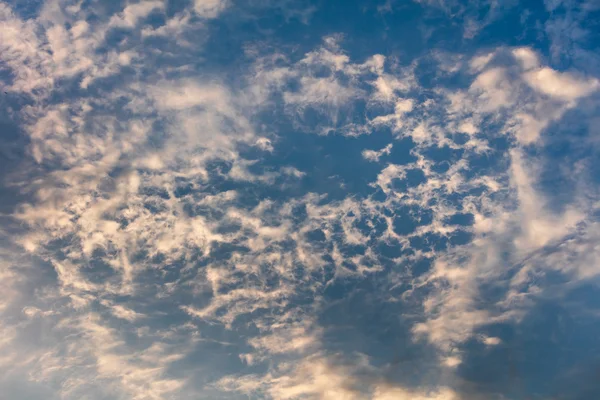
141;11;193;39
216;352;458;400
373;386;458;400
108;1;164;29
1;0;600;398
542;0;600;74
49;314;188;399
194;0;229;19
247;319;321;358
414;0;519;39
362;144;393;162
249;37;411;135
101;301;144;321
0;4;53;93
523;67;599;101
401;48;600;369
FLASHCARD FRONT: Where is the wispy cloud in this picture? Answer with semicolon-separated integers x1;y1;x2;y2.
1;0;600;398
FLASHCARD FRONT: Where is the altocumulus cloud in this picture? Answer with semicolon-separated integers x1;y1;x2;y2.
1;0;600;399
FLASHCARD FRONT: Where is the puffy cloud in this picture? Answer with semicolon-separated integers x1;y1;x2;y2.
523;67;599;101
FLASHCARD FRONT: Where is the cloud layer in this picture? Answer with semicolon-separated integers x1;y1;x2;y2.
1;0;600;399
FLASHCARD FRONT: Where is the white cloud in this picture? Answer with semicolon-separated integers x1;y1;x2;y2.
22;306;55;318
249;40;411;136
217;352;458;400
0;4;53;93
248;322;321;356
284;75;360;110
101;301;144;321
512;47;540;71
108;1;164;29
370;98;415;133
481;336;502;346
0;1;159;94
1;1;599;395
141;11;194;40
182;287;290;328
194;0;229;18
523;67;599;101
363;144;393;162
469;51;494;73
368;47;600;367
509;149;584;251
151;80;233;111
60;314;188;399
470;67;515;111
373;386;458;400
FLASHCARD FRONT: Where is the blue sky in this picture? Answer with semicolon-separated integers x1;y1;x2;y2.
1;0;600;399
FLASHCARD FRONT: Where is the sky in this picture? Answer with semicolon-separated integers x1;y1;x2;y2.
0;0;600;399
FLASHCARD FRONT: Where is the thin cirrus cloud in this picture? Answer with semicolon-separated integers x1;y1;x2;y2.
0;0;599;399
